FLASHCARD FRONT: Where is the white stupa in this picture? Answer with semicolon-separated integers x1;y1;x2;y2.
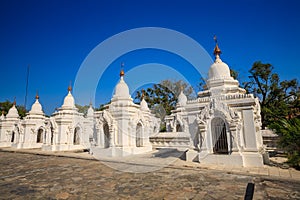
6;100;19;120
87;102;94;118
177;90;187;107
61;85;76;110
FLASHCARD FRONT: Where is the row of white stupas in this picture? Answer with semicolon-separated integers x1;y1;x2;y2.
0;42;266;167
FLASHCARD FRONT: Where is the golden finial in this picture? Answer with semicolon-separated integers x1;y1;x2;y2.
1;110;4;115
68;81;72;92
213;35;222;56
120;62;125;77
35;91;39;100
13;97;16;105
141;90;145;99
120;69;125;77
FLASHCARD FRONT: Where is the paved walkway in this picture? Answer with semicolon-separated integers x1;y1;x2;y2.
0;149;300;199
1;147;299;180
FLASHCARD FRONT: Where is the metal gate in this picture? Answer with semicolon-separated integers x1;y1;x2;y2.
211;118;229;154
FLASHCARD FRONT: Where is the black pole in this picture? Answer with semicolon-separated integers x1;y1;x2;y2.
24;64;30;110
244;183;255;200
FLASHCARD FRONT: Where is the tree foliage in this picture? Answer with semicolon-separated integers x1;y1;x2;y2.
75;104;90;116
0;100;27;118
270;118;300;168
243;61;300;167
243;61;300;129
134;80;194;117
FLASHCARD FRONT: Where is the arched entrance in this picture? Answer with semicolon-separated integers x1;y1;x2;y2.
103;123;110;148
136;123;143;147
176;123;182;132
50;127;54;145
37;129;43;143
11;131;15;143
211;117;229;154
73;127;80;145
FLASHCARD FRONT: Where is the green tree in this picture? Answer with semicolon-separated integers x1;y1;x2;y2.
0;100;27;118
134;80;194;116
270;118;300;168
75;104;90;116
230;68;239;80
243;61;299;129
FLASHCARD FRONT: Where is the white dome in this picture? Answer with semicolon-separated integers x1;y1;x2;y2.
208;56;231;80
114;76;131;98
6;105;19;119
29;99;43;115
177;91;187;107
140;98;149;111
62;91;75;109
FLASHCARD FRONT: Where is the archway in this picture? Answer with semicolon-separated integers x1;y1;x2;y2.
176;123;182;132
211;117;229;154
73;127;80;145
11;131;15;143
50;127;54;145
37;129;43;143
136;123;143;147
103;123;110;148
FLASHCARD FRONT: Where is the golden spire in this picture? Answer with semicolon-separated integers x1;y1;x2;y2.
13;97;16;105
1;110;4;115
68;81;72;92
35;91;39;100
213;35;222;57
141;90;145;99
120;62;125;77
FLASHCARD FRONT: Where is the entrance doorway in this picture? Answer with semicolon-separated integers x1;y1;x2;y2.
211;117;229;154
73;127;80;145
103;123;110;148
37;129;43;143
136;123;143;147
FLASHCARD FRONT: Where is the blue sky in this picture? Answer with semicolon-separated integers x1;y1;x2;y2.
0;0;299;115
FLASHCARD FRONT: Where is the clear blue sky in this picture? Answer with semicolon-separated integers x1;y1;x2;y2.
0;0;299;115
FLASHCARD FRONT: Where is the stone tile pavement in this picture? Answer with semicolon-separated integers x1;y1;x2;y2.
0;148;299;199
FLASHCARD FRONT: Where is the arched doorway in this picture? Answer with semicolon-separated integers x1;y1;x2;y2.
73;127;80;145
37;129;43;143
176;123;182;132
11;131;15;143
136;123;143;147
211;117;229;154
103;123;110;148
50;127;54;145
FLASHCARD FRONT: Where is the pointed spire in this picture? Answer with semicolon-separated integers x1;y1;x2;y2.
13;97;16;106
120;62;125;77
35;90;39;100
141;90;145;99
68;81;72;92
213;35;222;59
